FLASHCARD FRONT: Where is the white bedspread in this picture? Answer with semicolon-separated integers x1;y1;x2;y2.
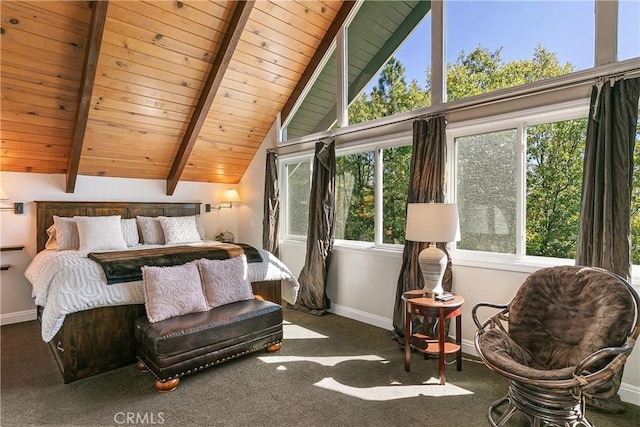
24;243;299;342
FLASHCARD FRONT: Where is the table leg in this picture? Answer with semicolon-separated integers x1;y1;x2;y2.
438;307;445;385
404;301;411;371
456;312;462;371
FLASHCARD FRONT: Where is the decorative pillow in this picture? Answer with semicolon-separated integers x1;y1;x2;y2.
53;216;79;250
195;214;205;240
120;218;140;247
44;224;58;250
136;216;165;244
158;216;202;245
75;216;128;253
142;262;209;323
198;255;254;309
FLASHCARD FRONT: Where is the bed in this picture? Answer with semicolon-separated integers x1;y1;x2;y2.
25;201;299;383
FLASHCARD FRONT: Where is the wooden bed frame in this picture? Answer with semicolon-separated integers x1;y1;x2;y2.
35;201;280;383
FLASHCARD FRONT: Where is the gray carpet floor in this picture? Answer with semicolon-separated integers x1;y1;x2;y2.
1;306;638;427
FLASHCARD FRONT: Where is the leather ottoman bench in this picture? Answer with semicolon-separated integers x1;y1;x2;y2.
135;298;283;391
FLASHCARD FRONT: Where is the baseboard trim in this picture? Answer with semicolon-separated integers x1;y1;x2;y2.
328;306;640;406
0;309;37;326
618;382;640;406
328;303;394;331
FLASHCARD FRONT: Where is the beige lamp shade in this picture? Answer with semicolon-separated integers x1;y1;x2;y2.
405;203;460;243
221;189;241;203
405;203;460;296
0;186;8;200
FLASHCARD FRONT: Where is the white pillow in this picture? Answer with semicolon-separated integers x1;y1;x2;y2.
120;218;140;247
158;216;202;245
142;262;209;323
75;216;128;253
198;255;254;309
195;214;205;240
53;216;79;250
136;216;165;244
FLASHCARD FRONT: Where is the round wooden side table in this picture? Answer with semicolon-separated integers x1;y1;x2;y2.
402;289;464;385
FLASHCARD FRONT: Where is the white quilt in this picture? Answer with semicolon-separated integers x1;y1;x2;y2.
24;243;300;342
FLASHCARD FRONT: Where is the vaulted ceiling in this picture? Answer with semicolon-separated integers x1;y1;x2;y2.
1;0;353;193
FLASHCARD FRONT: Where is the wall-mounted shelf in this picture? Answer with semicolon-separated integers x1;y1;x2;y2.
1;245;25;252
1;245;25;271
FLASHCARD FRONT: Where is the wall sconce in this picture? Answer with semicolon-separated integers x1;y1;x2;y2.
206;189;241;211
0;186;24;214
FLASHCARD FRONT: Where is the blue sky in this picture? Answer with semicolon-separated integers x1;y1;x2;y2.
390;0;640;88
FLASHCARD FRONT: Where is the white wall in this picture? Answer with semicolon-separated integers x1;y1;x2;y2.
237;121;277;248
0;172;236;323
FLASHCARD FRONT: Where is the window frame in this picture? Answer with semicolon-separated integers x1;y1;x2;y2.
280;131;414;249
280;154;313;242
276;0;639;283
447;99;590;268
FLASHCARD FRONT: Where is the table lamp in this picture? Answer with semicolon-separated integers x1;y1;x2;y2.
405;202;460;296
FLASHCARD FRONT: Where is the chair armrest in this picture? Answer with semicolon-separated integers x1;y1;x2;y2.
472;302;509;330
574;338;635;378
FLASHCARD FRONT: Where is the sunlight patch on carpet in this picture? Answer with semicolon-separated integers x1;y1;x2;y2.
314;377;474;401
257;355;386;366
282;322;329;339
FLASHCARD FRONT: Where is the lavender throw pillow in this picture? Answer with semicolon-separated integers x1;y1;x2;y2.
142;262;208;323
198;255;254;308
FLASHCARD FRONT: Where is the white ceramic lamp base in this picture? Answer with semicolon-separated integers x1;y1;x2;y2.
418;243;448;296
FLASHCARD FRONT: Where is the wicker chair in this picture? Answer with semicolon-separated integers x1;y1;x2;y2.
473;266;639;427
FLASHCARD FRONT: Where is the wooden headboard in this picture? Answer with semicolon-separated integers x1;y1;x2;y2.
35;201;201;253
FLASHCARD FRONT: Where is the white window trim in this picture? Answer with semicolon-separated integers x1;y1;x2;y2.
280;116;640;287
447;100;592;267
280;155;313;240
279;130;414;247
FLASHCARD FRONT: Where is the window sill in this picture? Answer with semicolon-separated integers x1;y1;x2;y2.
279;239;640;286
452;253;572;275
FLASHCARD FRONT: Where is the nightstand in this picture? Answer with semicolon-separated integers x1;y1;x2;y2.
402;289;464;385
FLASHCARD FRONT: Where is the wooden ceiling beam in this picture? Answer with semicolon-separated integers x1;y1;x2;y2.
280;0;357;125
166;0;255;196
65;0;109;193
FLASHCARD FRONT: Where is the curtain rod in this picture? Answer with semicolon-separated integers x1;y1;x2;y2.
276;60;640;153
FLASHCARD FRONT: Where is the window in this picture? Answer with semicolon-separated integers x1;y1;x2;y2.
283;49;337;142
282;137;412;245
279;1;638;271
455;129;518;255
335;151;375;242
348;1;431;126
382;145;411;244
285;161;311;237
453;108;590;261
282;1;432;142
618;0;640;61
526;118;587;259
445;1;594;102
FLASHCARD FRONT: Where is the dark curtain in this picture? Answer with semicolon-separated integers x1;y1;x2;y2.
576;77;640;414
292;140;336;315
262;150;280;257
577;77;640;279
392;117;451;337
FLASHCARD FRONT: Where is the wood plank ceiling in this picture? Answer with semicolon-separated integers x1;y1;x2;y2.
1;0;350;193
